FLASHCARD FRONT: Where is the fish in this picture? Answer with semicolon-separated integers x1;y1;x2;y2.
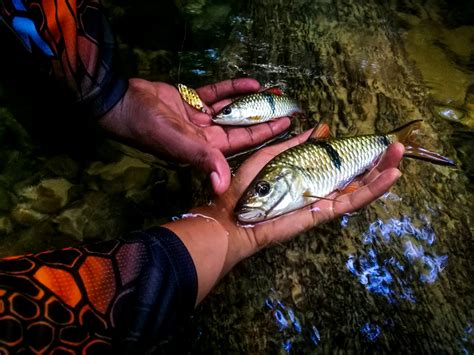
212;88;302;125
234;120;455;223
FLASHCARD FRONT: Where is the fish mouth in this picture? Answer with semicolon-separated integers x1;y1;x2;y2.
212;115;231;125
234;205;267;223
211;115;224;122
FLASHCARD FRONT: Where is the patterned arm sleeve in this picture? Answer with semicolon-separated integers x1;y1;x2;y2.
0;227;198;353
0;0;128;118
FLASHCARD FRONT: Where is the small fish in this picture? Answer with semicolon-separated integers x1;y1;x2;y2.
235;120;455;223
213;88;302;126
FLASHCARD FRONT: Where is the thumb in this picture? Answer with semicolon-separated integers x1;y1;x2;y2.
194;147;231;195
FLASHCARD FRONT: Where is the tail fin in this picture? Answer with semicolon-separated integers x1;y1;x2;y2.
389;119;423;143
389;120;456;167
404;145;456;166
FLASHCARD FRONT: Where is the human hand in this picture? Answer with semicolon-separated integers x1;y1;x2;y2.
194;129;404;271
99;78;291;194
164;128;403;303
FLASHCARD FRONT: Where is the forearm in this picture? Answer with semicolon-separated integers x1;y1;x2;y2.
163;211;240;304
0;228;197;352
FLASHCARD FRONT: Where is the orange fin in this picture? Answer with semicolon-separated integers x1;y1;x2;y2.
263;86;284;96
248;115;263;121
339;181;361;194
389;120;455;166
404;144;456;166
303;191;340;202
310;123;331;140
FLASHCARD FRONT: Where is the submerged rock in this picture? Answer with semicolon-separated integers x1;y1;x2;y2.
0;185;13;213
10;204;48;226
431;103;466;122
430;101;474;128
0;217;13;235
86;155;152;193
43;155;80;180
18;178;74;214
54;191;129;242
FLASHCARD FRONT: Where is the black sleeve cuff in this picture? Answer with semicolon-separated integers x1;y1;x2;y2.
145;226;198;312
117;227;198;352
76;73;129;119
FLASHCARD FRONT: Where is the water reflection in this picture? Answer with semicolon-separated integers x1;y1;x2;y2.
265;291;320;352
310;325;321;347
460;322;474;354
360;322;381;342
345;216;448;303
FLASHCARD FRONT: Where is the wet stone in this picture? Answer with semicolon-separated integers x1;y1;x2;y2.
0;186;13;213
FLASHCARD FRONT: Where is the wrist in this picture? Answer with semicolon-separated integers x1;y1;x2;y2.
98;81;132;139
162;209;231;304
191;205;251;273
162;204;256;304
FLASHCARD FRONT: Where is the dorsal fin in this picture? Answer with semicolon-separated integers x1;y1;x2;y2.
263;86;284;96
309;123;331;140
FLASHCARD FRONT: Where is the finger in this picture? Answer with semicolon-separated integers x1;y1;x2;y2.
222;118;291;154
190;111;213;127
338;168;402;215
362;143;405;183
196;78;261;104
193;146;231;195
252;167;401;246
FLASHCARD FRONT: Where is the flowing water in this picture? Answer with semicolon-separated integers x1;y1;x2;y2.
0;0;473;353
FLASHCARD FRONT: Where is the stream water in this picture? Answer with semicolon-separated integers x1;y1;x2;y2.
0;0;473;353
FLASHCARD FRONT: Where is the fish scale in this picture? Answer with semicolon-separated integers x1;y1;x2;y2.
238;93;296;121
276;136;390;193
236;134;395;222
235;120;455;223
213;92;302;125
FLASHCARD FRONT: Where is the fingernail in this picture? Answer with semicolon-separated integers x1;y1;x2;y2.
211;171;221;189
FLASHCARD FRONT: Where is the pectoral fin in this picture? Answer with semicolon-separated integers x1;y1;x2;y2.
339;181;361;194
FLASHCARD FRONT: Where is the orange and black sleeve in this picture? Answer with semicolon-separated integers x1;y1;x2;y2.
0;227;198;353
0;3;198;352
0;0;128;118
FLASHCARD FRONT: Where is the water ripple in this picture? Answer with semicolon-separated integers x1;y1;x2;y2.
265;291;321;352
346;216;448;303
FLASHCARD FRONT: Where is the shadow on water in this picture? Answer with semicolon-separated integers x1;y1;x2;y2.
0;0;473;353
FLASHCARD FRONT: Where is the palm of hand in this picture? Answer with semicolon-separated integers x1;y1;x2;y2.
148;80;291;155
195;132;404;263
102;78;290;194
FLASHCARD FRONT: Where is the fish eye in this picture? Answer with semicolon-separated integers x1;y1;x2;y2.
255;181;271;197
222;107;232;115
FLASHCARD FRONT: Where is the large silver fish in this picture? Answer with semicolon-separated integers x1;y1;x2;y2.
212;90;302;126
235;120;455;223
